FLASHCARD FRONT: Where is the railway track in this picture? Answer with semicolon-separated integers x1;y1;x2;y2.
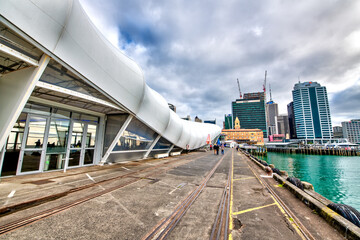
0;153;206;217
244;152;316;240
143;151;231;240
209;163;231;240
0;153;206;235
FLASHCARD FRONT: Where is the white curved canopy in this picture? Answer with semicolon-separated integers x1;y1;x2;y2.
0;0;221;149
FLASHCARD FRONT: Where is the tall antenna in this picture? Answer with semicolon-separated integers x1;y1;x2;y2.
269;83;273;101
237;78;242;99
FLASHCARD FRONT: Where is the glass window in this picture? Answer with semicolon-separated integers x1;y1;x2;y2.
1;113;27;176
21;150;42;172
83;149;95;165
52;108;71;118
103;114;129;155
86;124;97;148
68;149;81;167
39;59;110;102
25;116;47;149
72;112;99;124
23;102;51;116
153;137;172;150
46;118;70;153
71;122;84;148
44;153;65;171
113;118;157;151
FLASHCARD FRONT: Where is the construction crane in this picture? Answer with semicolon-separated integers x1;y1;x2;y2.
237;78;242;99
263;70;267;93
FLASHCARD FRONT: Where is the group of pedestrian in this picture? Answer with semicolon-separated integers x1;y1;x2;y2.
213;143;225;155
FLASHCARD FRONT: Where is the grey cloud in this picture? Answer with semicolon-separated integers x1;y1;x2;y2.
80;0;360;126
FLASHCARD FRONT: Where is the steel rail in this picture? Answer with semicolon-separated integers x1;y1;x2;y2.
245;153;316;240
0;154;205;235
143;152;229;240
0;153;205;217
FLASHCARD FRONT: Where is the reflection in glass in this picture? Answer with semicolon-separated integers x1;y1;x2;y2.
46;119;70;153
44;118;70;171
103;114;128;155
2;113;27;176
84;149;94;165
86;125;97;148
68;150;81;167
25;116;47;148
153;137;172;150
44;153;65;171
72;112;99;124
23;102;51;116
52;108;71;118
21;151;41;172
113;118;157;151
71;122;84;148
39;59;109;102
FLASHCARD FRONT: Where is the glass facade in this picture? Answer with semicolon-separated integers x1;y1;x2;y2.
292;82;332;140
1;113;27;176
232;93;267;137
153;137;172;150
0;102;100;176
113;118;157;152
103;114;129;155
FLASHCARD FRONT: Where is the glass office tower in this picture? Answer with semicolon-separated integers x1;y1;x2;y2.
232;92;267;138
292;82;332;141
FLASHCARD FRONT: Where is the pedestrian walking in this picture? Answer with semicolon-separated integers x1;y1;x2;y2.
221;144;225;155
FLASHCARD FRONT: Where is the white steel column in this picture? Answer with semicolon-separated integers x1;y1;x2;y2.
99;115;133;164
143;135;161;159
166;144;175;155
0;54;50;150
94;115;106;165
0;145;5;177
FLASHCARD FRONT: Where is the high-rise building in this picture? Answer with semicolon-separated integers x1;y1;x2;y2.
232;92;267;137
287;102;297;139
292;82;332;140
341;120;360;143
266;101;278;136
224;114;233;129
275;114;290;138
333;126;343;139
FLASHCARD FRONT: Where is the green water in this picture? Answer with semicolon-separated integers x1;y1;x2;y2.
259;152;360;211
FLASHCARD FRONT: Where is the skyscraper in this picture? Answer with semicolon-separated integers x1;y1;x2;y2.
266;101;278;136
341;120;360;143
287;102;297;139
232;92;267;137
224;114;233;129
292;82;332;140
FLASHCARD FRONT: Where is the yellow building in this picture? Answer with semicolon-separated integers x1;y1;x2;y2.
222;117;264;144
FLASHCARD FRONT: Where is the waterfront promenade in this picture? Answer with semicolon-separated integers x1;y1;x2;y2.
0;150;349;239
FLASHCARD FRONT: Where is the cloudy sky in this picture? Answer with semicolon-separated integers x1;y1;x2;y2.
79;0;360;127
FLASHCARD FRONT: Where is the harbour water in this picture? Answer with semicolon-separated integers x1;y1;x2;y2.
259;152;360;211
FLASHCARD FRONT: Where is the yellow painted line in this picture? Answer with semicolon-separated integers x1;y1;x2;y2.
233;166;249;168
233;177;255;181
232;203;276;215
229;150;234;233
247;163;306;240
229;233;233;240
